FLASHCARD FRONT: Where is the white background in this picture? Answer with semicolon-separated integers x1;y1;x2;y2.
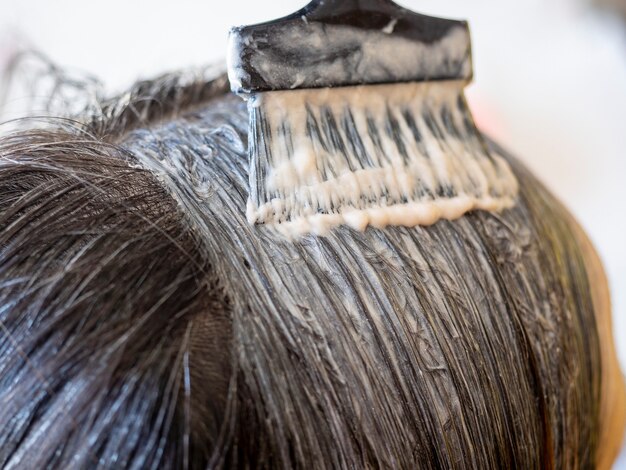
1;0;626;465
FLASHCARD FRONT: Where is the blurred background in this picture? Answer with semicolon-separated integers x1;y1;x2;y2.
0;0;625;465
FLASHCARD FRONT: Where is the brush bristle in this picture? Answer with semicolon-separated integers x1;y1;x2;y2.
246;81;518;237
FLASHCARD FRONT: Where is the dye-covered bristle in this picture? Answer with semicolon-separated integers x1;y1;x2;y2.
246;81;518;237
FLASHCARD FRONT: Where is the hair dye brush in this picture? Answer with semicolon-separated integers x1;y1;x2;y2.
228;0;519;237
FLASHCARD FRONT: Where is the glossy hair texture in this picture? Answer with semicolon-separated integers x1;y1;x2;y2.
0;65;615;468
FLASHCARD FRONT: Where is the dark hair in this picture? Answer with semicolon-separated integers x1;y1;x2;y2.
0;65;622;468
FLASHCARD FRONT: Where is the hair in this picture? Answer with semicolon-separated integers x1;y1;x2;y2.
0;60;622;468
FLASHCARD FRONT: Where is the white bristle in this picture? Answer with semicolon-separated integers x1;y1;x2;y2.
247;80;519;237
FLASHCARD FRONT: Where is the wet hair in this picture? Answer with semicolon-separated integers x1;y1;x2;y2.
0;63;622;468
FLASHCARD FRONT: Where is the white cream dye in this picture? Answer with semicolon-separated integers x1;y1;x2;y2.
247;80;519;238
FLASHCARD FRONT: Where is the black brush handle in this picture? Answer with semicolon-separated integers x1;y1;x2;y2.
227;0;472;94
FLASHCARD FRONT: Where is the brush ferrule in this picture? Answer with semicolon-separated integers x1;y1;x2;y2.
227;0;473;94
